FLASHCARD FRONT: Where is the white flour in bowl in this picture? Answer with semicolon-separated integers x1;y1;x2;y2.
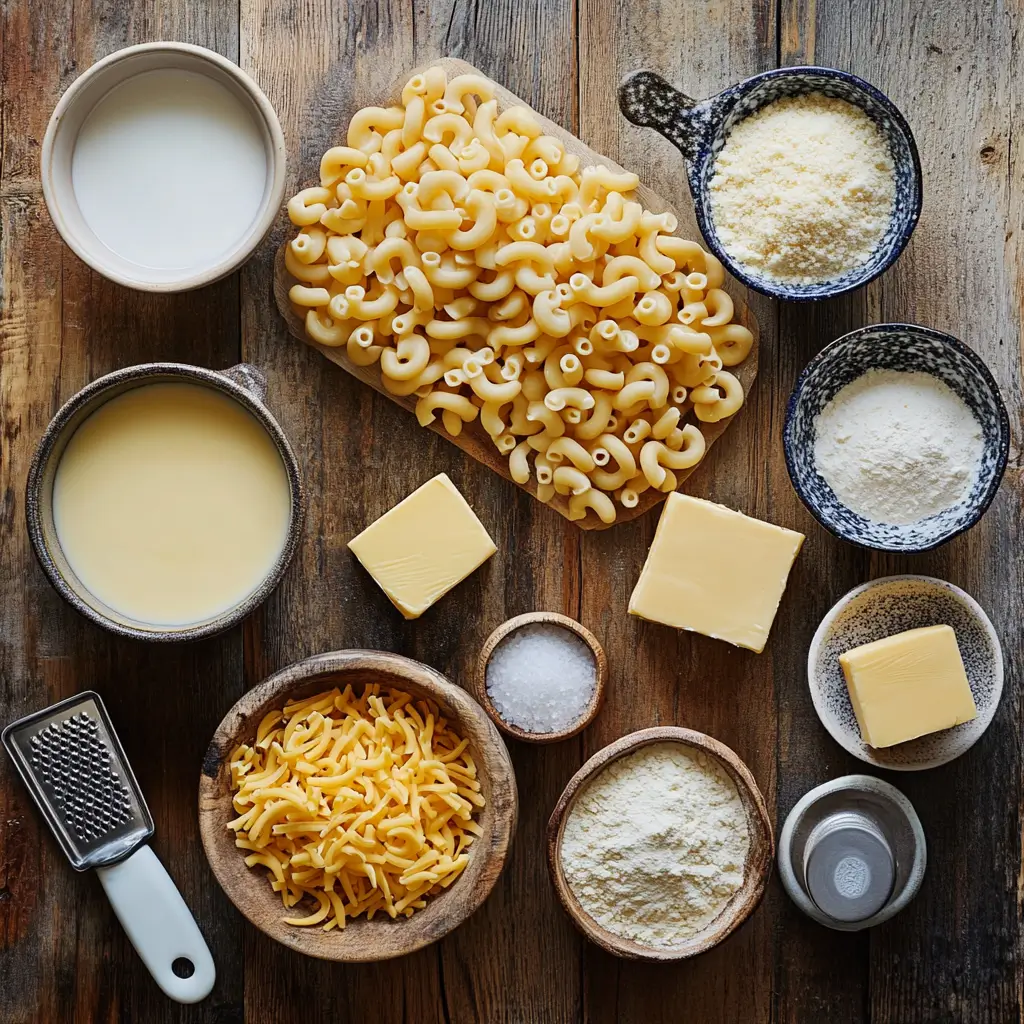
813;369;983;525
559;743;749;949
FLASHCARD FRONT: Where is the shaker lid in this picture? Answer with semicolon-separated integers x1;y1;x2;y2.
804;810;894;923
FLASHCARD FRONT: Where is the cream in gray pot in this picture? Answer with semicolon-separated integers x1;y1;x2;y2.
27;363;304;641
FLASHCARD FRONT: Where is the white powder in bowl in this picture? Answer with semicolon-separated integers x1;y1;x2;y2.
560;743;749;948
485;623;596;734
709;92;895;284
813;369;983;525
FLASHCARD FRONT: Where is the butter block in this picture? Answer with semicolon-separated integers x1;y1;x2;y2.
839;624;977;748
348;473;496;619
628;493;804;653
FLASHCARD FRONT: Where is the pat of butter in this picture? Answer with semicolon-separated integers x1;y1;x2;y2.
348;473;496;620
839;625;977;748
628;493;804;653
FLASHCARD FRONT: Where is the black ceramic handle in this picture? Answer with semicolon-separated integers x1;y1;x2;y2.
219;363;268;404
618;70;701;164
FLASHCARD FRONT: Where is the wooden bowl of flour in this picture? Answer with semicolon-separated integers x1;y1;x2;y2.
546;727;773;961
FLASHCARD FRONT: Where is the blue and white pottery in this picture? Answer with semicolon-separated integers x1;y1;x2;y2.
617;66;922;301
784;323;1009;552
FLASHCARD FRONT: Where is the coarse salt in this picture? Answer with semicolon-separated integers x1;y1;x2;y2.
485;623;596;734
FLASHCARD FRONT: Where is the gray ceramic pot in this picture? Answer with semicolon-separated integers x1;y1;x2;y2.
26;362;304;641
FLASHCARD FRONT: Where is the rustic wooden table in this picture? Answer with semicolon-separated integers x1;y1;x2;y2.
1;2;1021;1022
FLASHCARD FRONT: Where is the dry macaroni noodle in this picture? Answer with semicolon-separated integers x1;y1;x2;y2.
287;67;756;521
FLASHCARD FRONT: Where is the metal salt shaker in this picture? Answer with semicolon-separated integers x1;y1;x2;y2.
777;775;926;931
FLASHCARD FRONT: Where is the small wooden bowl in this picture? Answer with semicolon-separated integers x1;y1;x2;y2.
546;727;773;961
473;612;607;744
198;649;518;962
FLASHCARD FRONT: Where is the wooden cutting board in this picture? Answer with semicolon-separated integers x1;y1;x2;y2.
273;57;759;529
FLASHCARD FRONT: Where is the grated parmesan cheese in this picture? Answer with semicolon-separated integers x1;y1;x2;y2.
709;93;895;284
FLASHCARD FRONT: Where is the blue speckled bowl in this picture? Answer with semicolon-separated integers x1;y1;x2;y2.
618;66;922;301
784;324;1010;552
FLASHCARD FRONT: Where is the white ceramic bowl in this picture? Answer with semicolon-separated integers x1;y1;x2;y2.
808;575;1003;770
41;42;286;292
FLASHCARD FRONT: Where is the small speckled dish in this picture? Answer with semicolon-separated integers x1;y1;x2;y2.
808;575;1003;771
784;323;1010;552
26;363;304;642
618;66;921;300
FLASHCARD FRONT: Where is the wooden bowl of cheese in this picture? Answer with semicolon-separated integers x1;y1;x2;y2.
199;649;518;961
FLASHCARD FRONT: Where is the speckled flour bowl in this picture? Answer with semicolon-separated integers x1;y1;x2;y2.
808;576;1003;770
618;66;921;300
784;324;1009;552
26;362;304;641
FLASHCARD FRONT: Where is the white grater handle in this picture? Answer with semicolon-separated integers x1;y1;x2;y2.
96;845;216;1003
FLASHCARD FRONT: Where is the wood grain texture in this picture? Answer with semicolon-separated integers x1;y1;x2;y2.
0;2;246;1023
795;5;1024;1024
574;1;782;1021
0;0;1021;1021
272;57;760;529
546;727;773;962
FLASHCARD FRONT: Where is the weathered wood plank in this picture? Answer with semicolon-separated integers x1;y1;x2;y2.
575;1;784;1021
0;4;245;1023
771;295;873;1024
769;8;875;1023
776;2;1024;1022
0;4;72;1020
808;3;1022;1022
770;16;876;1024
238;2;584;1022
240;0;586;1017
237;1;438;1017
391;10;585;1019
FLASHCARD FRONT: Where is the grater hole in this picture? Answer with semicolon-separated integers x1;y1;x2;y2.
171;957;195;979
30;711;137;845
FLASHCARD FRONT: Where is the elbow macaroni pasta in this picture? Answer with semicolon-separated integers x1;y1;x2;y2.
286;66;755;522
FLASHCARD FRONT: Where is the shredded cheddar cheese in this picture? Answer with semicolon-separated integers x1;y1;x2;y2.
227;684;484;930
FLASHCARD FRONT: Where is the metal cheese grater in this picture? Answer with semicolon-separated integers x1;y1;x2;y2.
3;692;216;1003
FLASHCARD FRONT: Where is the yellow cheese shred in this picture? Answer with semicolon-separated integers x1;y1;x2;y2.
227;684;484;930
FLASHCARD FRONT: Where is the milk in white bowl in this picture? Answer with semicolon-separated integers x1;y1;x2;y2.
72;68;268;271
41;43;286;291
